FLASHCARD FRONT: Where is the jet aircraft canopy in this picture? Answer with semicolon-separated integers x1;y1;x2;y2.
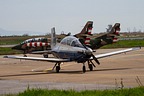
21;37;48;44
60;36;84;48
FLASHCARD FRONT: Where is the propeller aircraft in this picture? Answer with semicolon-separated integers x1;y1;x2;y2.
4;27;141;73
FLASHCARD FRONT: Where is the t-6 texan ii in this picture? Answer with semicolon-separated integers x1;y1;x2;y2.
4;27;141;73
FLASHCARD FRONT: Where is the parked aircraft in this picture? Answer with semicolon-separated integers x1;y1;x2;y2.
4;27;141;73
11;37;50;57
79;23;121;50
11;21;93;58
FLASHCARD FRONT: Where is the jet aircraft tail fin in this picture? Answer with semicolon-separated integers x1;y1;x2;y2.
80;21;93;35
108;23;120;43
75;21;93;38
51;27;56;49
74;21;93;46
89;23;121;49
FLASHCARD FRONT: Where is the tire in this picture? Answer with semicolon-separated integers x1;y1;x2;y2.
56;66;60;73
89;64;93;71
43;54;48;58
83;66;86;73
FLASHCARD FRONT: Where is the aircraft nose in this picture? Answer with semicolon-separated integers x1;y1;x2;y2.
12;44;22;50
85;48;93;55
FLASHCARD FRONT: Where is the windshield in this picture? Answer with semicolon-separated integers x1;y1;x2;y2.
60;36;84;48
21;37;48;44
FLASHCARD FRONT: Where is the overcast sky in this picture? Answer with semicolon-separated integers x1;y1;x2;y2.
0;0;144;35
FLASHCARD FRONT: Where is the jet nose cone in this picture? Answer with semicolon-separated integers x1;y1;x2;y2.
12;44;21;50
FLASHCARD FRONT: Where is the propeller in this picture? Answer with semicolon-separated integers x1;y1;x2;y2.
91;54;100;65
79;39;100;65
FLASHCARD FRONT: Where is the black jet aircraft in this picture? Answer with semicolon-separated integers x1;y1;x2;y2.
4;27;141;73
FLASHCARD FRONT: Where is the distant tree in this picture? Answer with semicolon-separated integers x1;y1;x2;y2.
45;32;51;36
22;33;29;36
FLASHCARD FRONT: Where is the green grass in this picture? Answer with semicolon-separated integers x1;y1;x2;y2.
3;87;144;96
102;40;144;49
0;36;48;45
0;47;22;55
0;36;28;45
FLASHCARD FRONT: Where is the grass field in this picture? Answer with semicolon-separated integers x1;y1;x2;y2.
2;87;144;96
0;36;43;45
0;47;22;55
102;40;144;48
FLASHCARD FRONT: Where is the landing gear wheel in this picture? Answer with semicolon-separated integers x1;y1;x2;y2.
43;54;48;58
56;66;60;73
89;64;93;71
83;66;86;73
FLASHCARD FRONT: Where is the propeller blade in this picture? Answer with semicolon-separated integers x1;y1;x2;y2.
89;60;96;67
92;54;100;65
79;39;88;50
79;38;100;65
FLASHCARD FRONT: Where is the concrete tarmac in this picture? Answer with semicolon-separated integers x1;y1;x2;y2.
0;48;144;94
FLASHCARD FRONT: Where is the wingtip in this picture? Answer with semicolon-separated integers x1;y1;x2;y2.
132;46;141;50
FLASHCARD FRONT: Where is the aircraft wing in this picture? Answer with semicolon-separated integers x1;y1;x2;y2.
93;47;141;59
3;56;70;62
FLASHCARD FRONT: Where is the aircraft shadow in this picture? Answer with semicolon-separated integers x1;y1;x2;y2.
0;67;131;78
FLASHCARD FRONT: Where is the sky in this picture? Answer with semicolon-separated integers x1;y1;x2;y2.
0;0;144;35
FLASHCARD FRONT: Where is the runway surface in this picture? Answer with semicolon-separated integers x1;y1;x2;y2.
0;48;144;94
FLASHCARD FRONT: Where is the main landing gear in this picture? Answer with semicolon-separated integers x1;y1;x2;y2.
23;54;27;57
43;53;48;58
88;60;96;71
52;60;97;73
83;63;86;73
88;64;93;71
82;63;93;73
82;60;97;73
52;62;61;73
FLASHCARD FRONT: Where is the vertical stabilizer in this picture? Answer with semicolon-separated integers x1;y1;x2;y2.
51;27;56;49
109;23;120;43
75;21;93;46
90;23;121;49
80;21;93;35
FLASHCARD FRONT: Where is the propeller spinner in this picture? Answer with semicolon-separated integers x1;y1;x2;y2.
79;39;100;65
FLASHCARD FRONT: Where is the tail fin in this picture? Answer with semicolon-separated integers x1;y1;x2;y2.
75;21;93;37
90;23;121;49
80;21;93;35
75;21;93;46
51;27;56;49
110;23;120;35
108;23;120;43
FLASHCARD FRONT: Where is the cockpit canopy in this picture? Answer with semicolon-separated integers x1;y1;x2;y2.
60;36;84;48
21;37;48;44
